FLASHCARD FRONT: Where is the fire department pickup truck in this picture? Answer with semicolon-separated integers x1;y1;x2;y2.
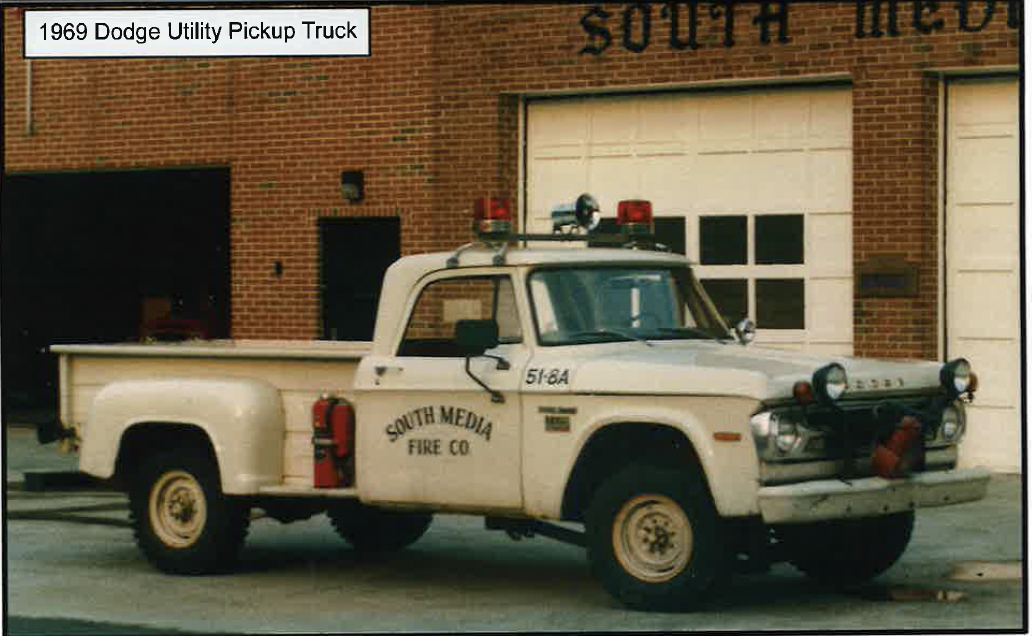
40;195;990;611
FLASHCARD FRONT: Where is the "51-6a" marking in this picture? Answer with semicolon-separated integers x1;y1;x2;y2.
525;367;570;387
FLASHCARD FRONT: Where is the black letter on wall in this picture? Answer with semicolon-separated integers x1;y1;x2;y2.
580;5;613;55
753;1;790;44
622;3;652;53
709;0;737;47
855;1;901;38
955;0;995;32
912;0;945;33
1007;0;1020;28
662;2;700;50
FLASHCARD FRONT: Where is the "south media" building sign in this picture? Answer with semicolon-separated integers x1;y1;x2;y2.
579;1;1020;55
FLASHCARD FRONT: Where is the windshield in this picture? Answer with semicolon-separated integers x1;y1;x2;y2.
528;266;731;346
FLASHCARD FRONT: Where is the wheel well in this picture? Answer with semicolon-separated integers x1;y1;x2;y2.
113;422;216;489
560;422;704;522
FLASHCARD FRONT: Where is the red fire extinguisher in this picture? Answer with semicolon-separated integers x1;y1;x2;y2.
312;395;356;488
871;416;924;479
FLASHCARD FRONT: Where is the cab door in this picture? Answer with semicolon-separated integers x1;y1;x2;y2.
355;271;526;511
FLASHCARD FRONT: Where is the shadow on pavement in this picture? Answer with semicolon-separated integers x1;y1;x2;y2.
7;616;198;636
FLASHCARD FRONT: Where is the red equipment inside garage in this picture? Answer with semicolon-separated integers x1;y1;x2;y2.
1;167;230;411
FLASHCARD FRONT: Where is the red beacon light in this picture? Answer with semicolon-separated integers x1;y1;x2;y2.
617;199;654;236
473;198;512;238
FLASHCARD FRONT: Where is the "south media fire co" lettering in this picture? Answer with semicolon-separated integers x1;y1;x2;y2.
385;405;493;443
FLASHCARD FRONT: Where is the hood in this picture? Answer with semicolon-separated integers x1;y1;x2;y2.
562;341;942;402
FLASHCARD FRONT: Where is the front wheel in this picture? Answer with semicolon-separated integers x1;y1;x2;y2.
777;511;915;586
586;464;728;612
129;449;249;575
328;501;432;551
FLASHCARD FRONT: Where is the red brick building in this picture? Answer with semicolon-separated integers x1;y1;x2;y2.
2;2;1022;468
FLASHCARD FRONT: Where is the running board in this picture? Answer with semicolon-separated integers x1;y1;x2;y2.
484;516;586;547
257;485;358;498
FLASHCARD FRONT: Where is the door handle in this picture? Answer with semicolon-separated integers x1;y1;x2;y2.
374;364;404;377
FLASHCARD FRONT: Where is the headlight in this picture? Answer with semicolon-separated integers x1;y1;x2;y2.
775;421;800;453
751;410;824;459
941;403;966;441
940;358;972;397
750;411;776;439
813;363;847;403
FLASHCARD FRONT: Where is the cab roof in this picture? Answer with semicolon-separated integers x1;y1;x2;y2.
371;244;692;354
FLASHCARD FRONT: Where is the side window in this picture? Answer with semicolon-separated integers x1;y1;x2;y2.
398;275;522;357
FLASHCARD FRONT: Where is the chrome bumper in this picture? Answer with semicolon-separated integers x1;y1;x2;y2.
758;468;991;524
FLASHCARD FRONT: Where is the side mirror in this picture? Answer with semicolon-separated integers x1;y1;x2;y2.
734;318;756;346
455;319;499;357
455;319;506;404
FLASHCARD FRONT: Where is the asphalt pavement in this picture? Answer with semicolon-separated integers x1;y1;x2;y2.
3;424;1026;633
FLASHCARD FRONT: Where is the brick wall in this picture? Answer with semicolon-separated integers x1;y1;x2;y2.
3;3;1019;358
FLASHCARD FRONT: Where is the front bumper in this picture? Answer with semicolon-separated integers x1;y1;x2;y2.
758;468;991;524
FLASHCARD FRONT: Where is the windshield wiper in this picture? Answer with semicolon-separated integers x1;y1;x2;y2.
653;327;731;344
567;329;653;346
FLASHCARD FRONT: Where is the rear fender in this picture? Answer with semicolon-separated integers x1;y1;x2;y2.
79;377;285;494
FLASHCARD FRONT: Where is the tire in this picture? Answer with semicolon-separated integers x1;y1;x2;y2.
778;511;915;586
586;464;728;612
328;501;432;551
129;448;249;575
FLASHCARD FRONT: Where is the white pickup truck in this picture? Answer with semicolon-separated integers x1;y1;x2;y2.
41;196;990;611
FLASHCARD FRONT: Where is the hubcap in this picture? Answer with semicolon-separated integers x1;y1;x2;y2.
612;494;692;582
149;470;207;548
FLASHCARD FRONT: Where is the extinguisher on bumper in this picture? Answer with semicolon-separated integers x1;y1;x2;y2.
871;415;924;479
312;394;355;488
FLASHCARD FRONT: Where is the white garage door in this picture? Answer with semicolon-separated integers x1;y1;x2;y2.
527;87;854;354
946;78;1021;472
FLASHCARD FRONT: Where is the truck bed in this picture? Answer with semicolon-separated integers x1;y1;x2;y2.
52;339;370;487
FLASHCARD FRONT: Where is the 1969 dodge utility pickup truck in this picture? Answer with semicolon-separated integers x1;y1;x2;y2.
41;196;990;611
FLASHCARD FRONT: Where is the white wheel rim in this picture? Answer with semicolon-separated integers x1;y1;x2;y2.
612;494;693;583
149;470;207;548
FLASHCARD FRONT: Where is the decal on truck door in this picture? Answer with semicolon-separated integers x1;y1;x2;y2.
525;367;570;387
385;405;493;456
538;406;576;432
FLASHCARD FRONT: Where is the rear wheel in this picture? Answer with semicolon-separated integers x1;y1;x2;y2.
586;464;728;611
129;448;249;575
778;511;915;586
328;500;432;551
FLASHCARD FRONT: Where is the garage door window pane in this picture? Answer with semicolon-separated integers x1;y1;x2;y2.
756;279;805;329
700;216;747;265
588;218;620;247
655;217;687;255
755;214;804;265
700;279;748;326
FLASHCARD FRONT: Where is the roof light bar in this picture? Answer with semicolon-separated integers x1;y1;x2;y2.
473;198;511;237
552;193;601;233
617;200;653;236
453;194;666;268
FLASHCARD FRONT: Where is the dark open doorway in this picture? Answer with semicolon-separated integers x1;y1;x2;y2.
1;168;231;409
320;217;401;341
